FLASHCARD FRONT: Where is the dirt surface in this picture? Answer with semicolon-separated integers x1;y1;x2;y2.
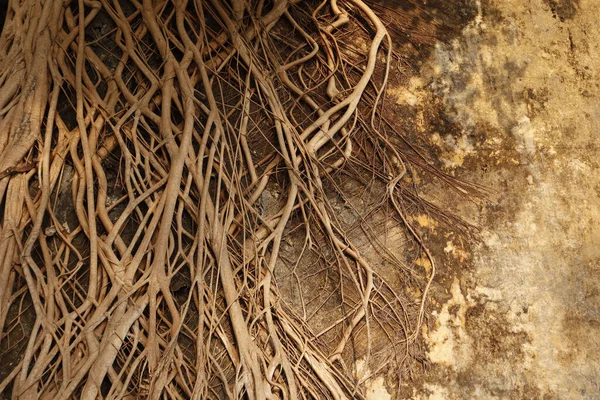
386;0;600;398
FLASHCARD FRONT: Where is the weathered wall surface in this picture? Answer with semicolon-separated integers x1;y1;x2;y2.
397;0;600;398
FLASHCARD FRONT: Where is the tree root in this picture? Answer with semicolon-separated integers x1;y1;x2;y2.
0;0;478;398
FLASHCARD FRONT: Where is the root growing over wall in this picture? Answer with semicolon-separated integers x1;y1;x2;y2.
0;0;477;398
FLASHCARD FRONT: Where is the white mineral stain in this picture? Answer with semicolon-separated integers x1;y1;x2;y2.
423;279;472;370
354;358;392;400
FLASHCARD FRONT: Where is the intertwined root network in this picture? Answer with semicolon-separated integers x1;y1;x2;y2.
0;0;475;398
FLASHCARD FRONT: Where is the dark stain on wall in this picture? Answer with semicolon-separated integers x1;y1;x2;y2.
544;0;580;21
366;0;479;66
0;0;7;35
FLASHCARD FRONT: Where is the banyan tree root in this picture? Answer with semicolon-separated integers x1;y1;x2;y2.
0;0;477;398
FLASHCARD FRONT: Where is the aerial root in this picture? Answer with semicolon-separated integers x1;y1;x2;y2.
0;0;466;398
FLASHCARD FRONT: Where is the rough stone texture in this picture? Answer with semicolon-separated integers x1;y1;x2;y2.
396;0;600;398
